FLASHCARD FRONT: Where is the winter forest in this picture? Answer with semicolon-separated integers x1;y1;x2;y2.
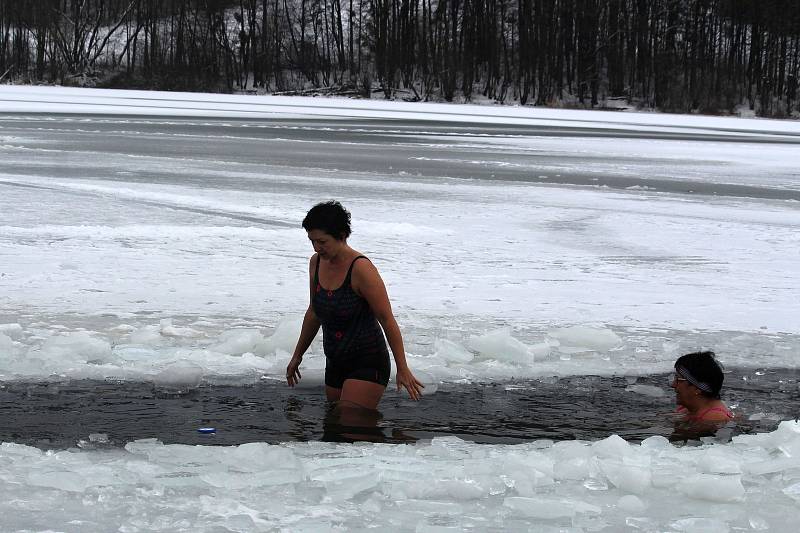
1;0;799;117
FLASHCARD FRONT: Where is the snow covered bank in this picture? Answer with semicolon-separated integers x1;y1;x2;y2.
2;421;799;531
2;85;800;139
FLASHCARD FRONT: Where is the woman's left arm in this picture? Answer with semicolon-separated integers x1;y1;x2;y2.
353;259;424;400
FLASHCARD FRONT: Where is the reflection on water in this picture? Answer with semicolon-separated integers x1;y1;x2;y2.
322;401;383;442
669;419;737;443
0;368;796;449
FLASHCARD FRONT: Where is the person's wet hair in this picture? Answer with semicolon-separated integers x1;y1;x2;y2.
674;351;724;399
302;200;352;240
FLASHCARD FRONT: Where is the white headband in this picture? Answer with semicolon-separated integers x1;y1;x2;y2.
675;365;714;393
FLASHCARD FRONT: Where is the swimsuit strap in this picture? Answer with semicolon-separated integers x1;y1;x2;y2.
314;254;321;284
344;255;368;286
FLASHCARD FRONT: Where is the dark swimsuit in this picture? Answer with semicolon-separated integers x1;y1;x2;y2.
313;255;391;389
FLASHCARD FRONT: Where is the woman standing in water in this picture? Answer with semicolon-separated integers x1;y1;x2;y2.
671;351;733;424
286;200;423;408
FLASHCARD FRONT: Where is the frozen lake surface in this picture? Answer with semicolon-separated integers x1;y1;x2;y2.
1;86;799;531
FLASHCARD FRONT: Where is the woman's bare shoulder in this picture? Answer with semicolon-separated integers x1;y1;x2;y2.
352;254;379;274
307;253;319;274
702;407;732;422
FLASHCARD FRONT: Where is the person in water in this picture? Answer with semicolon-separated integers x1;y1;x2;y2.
671;351;733;424
286;200;423;410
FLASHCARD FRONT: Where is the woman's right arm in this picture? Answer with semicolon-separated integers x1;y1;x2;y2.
286;256;321;386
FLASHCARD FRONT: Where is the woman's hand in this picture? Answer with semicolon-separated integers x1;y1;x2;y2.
286;355;303;386
396;367;424;400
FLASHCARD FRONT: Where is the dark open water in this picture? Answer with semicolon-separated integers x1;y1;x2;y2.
2;367;797;449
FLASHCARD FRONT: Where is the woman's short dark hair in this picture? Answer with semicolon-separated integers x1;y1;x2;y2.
674;351;724;399
302;200;352;240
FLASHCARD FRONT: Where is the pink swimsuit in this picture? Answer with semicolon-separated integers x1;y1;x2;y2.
685;405;734;422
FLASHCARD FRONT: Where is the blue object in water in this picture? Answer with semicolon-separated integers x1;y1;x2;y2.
197;427;216;434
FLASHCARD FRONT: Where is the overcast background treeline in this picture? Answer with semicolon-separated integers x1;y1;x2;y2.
1;0;798;116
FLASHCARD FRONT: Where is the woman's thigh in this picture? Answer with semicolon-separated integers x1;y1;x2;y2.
339;379;386;410
325;386;342;402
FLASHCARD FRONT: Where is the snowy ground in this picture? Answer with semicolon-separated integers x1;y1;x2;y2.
0;86;799;531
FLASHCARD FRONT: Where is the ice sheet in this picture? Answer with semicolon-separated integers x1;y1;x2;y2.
0;86;798;382
1;319;797;384
0;422;799;531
